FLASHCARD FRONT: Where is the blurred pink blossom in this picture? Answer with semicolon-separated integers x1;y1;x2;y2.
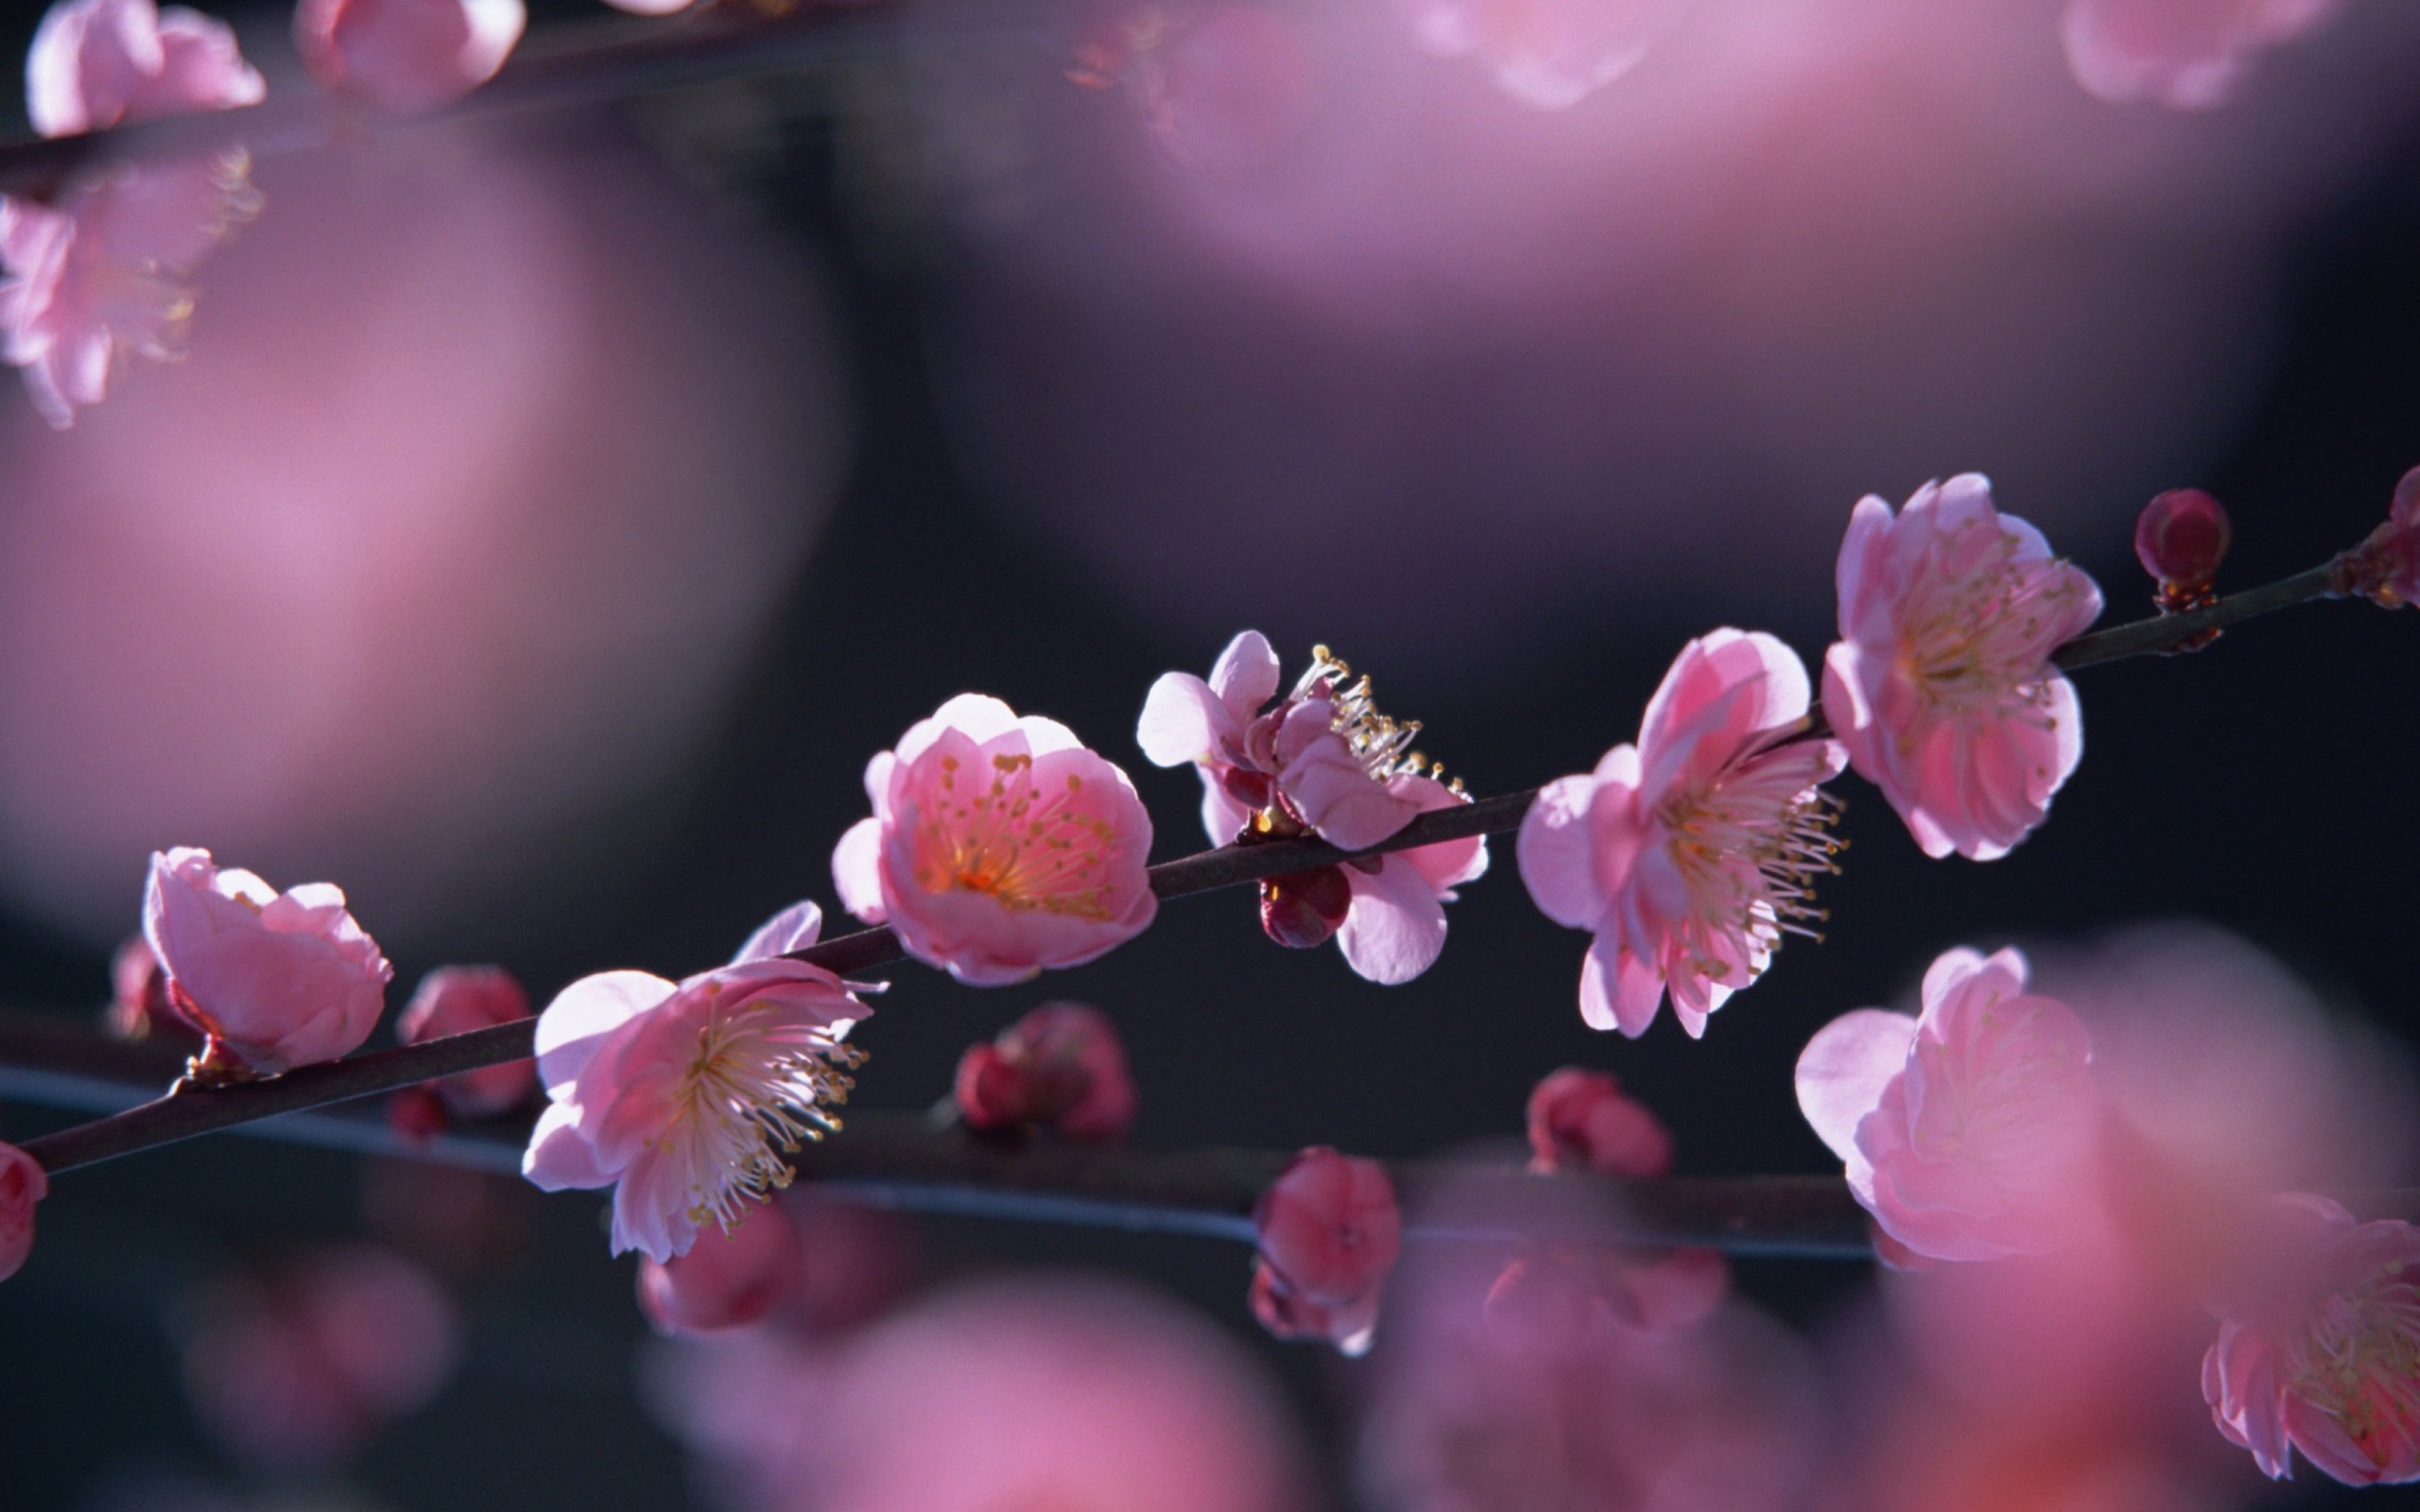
1519;628;1843;1038
600;0;694;14
294;0;525;115
954;1000;1138;1141
1525;1065;1674;1177
1140;6;1319;177
521;901;870;1262
2061;0;2339;110
639;1198;803;1337
0;1141;46;1283
1797;945;2102;1263
2204;1194;2420;1486
180;1243;459;1468
835;694;1157;985
395;964;534;1118
141;845;392;1076
0;157;260;428
25;0;264;136
1821;475;2102;862
1397;0;1668;110
1251;1144;1401;1355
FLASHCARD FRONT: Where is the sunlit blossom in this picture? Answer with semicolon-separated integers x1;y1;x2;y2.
141;846;392;1077
1519;628;1844;1038
294;0;525;115
2061;0;2341;111
2204;1194;2420;1486
1252;1145;1402;1356
955;1001;1138;1142
1796;946;2102;1263
0;1141;45;1283
1822;475;2102;862
521;901;871;1263
836;694;1157;985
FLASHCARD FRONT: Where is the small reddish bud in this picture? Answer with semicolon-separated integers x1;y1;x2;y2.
0;1141;47;1282
386;1084;449;1143
635;1201;800;1336
2135;489;2232;589
1525;1068;1674;1178
104;934;199;1045
1258;865;1353;949
395;966;534;1119
954;1003;1137;1142
2342;467;2420;610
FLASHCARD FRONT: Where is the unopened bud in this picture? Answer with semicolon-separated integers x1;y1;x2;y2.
1258;866;1353;949
2135;489;2232;589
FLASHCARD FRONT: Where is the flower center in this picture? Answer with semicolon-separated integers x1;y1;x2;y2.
668;998;864;1233
1296;645;1461;792
1898;528;2088;716
2290;1263;2420;1470
1657;746;1843;986
913;751;1120;919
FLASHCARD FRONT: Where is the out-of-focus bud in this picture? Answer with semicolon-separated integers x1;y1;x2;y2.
395;965;534;1119
385;1083;448;1143
104;934;198;1045
181;1244;459;1469
2134;488;2231;600
141;847;393;1078
637;1200;801;1337
1257;865;1352;949
954;1002;1138;1142
2340;466;2420;610
1250;1145;1401;1355
294;0;525;116
1524;1066;1673;1177
0;1141;47;1282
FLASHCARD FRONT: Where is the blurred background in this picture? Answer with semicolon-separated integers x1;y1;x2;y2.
0;0;2416;1505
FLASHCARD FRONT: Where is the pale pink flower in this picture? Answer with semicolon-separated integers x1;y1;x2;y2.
521;900;872;1263
2061;0;2340;111
1396;0;1668;111
26;0;265;136
2204;1194;2420;1486
0;1141;46;1283
180;1243;460;1469
141;846;392;1076
1821;475;2103;862
954;1001;1138;1142
1251;1145;1402;1356
0;157;260;428
294;0;524;115
638;1198;802;1337
2343;466;2420;610
395;965;534;1118
1526;1065;1674;1177
1796;945;2102;1263
834;694;1157;986
1519;628;1844;1038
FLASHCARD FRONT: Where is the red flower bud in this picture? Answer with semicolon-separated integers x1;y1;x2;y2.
2135;489;2232;590
1258;865;1353;949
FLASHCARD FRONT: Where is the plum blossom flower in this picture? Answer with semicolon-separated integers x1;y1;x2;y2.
637;1198;802;1337
1821;475;2102;862
1796;946;2102;1263
294;0;525;116
141;847;393;1077
1139;633;1487;984
1251;1145;1402;1355
835;695;1157;986
394;965;534;1118
2342;467;2420;610
26;0;265;136
1396;0;1668;111
1526;1065;1674;1177
521;901;871;1263
0;1141;46;1283
1519;628;1844;1038
2061;0;2340;111
954;1001;1138;1142
2204;1194;2420;1486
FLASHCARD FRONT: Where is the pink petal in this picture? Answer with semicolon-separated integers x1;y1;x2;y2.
1517;774;1603;929
1207;629;1280;720
521;1101;614;1191
730;899;823;966
1336;859;1448;986
1578;933;1664;1037
831;817;886;924
1136;671;1239;767
1794;1009;1919;1165
532;969;673;1096
1278;711;1419;850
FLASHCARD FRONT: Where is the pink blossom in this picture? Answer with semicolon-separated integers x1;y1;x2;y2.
638;1198;802;1337
1396;0;1668;111
1140;632;1485;983
140;846;392;1076
1519;628;1844;1038
834;694;1157;986
395;965;534;1118
521;901;871;1263
1796;946;2102;1263
2344;466;2420;610
2203;1194;2420;1486
1821;475;2103;862
294;0;524;115
181;1243;460;1468
1251;1145;1402;1356
1526;1066;1674;1177
0;157;261;428
26;0;265;136
954;1001;1138;1142
0;1141;46;1283
2061;0;2340;111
